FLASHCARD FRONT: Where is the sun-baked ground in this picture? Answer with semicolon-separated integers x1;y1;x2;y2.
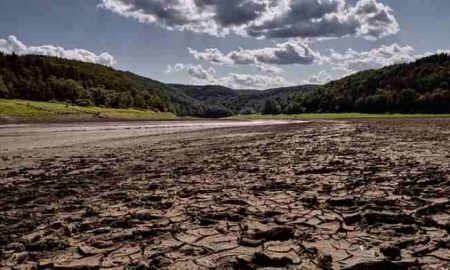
0;119;449;270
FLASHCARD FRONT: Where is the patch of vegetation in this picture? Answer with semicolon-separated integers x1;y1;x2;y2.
0;99;176;120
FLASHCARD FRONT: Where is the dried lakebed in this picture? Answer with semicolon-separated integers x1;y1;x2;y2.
0;119;449;269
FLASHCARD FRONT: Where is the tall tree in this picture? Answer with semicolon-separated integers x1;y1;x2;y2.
0;76;9;98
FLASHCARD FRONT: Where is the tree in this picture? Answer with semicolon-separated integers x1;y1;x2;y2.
90;87;112;107
364;94;388;113
262;100;280;114
396;89;417;113
429;88;450;113
0;76;9;98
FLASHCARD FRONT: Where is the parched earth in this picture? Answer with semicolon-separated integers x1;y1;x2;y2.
0;119;449;270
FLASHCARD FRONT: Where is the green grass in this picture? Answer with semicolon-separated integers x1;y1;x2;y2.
0;99;177;120
3;100;449;122
230;113;450;120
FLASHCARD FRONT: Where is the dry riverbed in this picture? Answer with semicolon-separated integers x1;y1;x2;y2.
0;119;449;269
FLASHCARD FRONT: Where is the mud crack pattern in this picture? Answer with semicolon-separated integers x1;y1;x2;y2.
0;120;449;269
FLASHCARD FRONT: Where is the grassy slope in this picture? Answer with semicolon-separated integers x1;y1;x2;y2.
0;99;176;121
2;99;449;122
230;113;450;120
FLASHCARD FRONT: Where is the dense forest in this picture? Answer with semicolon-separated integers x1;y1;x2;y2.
0;53;237;117
169;84;316;115
268;53;450;114
1;52;450;116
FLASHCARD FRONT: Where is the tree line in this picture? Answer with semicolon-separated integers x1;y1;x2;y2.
0;53;170;111
262;88;450;114
263;53;450;114
1;52;450;117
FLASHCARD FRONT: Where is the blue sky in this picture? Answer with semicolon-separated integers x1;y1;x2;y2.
0;0;449;89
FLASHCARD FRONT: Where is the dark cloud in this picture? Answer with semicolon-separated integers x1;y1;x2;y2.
212;0;266;26
100;0;399;39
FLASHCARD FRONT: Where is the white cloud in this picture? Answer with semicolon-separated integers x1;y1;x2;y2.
0;35;116;66
186;41;431;77
188;40;316;65
255;64;285;74
188;47;233;65
301;44;418;84
187;39;319;73
437;49;450;55
166;63;216;81
305;44;450;84
166;63;288;89
219;73;289;89
323;43;416;72
303;70;333;85
173;43;450;88
99;0;399;40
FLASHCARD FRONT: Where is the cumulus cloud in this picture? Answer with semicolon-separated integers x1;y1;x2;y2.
300;44;418;84
166;63;216;81
323;43;416;72
188;48;234;65
99;0;399;40
170;43;450;88
192;40;316;65
305;44;450;84
187;39;320;73
0;35;116;66
166;63;288;89
436;49;450;55
220;73;289;89
186;41;422;76
256;64;285;74
303;70;333;85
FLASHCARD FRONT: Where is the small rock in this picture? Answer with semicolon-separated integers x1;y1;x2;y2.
5;242;25;252
252;252;293;267
7;252;28;264
318;254;333;270
379;243;402;260
254;226;295;241
222;198;248;206
239;238;263;247
302;195;319;209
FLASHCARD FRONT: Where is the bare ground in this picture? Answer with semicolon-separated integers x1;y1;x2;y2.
0;119;449;270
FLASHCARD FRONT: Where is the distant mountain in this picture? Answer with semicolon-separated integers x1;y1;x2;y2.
169;84;317;114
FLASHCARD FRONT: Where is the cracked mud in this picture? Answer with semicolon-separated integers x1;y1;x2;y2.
1;119;449;269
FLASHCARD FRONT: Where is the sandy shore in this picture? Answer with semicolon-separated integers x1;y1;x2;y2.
0;119;449;269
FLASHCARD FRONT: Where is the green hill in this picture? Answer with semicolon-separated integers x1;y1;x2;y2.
169;84;316;115
0;53;226;117
1;52;449;118
283;53;450;114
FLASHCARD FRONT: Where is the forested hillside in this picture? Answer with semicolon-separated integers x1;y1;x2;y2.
169;84;316;115
0;53;230;117
1;52;450;117
280;53;450;114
